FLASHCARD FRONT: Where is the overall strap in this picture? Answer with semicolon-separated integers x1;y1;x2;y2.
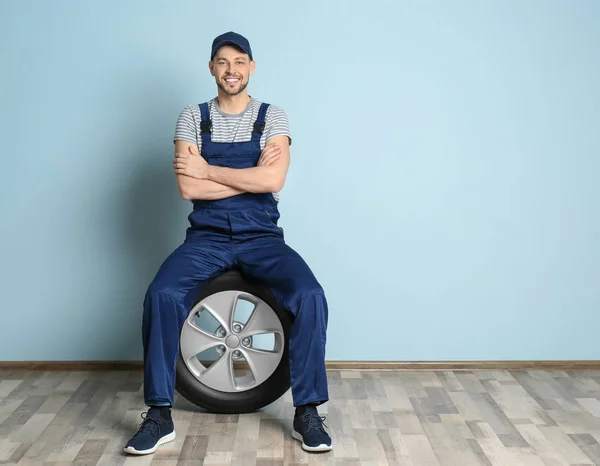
198;102;212;145
251;102;270;143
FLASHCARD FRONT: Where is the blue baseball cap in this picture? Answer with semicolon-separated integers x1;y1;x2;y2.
211;31;253;61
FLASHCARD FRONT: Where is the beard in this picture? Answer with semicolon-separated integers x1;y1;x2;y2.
217;77;249;96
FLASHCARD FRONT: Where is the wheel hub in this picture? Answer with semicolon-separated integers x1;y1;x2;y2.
225;334;240;348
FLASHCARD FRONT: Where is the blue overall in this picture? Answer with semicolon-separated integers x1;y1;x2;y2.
142;102;329;408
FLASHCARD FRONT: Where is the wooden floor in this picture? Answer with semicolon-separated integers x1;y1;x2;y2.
1;369;600;465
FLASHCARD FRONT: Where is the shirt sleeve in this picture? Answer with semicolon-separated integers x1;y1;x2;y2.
173;105;198;144
264;104;292;146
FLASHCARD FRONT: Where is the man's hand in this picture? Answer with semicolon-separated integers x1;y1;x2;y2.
257;142;281;167
173;144;209;179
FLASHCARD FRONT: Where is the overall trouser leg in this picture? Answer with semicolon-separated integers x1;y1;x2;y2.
234;234;329;407
142;235;233;407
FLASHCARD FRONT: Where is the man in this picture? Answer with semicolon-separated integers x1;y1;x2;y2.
123;31;332;455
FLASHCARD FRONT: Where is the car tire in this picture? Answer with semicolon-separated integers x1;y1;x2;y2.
175;269;292;414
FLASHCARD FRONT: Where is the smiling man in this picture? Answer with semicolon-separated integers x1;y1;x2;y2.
123;32;332;456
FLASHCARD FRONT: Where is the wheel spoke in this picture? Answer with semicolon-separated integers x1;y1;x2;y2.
242;301;282;337
200;352;236;392
180;322;221;361
201;291;238;333
244;347;282;384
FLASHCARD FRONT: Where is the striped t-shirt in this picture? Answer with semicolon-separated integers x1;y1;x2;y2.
174;97;291;200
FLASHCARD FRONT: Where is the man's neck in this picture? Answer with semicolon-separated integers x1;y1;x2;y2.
216;91;251;115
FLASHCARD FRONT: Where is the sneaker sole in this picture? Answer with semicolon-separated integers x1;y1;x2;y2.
292;430;332;452
123;431;176;455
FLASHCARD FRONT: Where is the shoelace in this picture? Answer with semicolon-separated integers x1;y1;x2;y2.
301;413;328;433
136;412;163;437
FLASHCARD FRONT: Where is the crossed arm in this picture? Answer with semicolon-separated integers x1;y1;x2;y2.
173;136;290;201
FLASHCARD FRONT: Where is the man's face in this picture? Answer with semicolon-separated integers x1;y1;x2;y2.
209;45;255;96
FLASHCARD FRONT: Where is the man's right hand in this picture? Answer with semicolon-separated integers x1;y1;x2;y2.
257;142;281;167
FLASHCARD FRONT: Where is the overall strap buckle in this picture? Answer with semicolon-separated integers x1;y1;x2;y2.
253;121;265;134
198;102;213;145
200;120;212;133
252;102;270;141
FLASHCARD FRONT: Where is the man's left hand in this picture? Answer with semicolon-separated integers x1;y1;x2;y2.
174;144;209;179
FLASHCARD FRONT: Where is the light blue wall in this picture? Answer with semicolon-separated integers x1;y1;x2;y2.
1;0;599;362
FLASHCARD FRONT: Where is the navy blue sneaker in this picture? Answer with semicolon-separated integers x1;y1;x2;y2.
123;408;176;455
292;406;332;452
